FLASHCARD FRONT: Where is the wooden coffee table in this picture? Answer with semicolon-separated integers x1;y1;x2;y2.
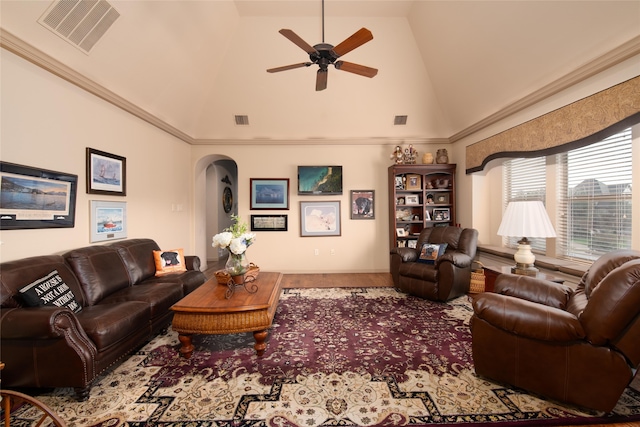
171;271;283;358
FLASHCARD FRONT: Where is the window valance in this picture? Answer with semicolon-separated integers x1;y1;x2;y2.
465;76;640;174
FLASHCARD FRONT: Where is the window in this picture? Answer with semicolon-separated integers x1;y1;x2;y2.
557;128;633;261
503;156;547;252
503;128;633;263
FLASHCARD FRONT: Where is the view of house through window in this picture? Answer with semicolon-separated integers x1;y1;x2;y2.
504;127;633;263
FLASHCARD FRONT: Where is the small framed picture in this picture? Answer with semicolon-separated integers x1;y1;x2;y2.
350;190;375;219
405;195;419;205
395;176;405;190
396;228;406;237
250;178;289;210
435;193;450;204
90;200;127;242
300;201;341;237
425;209;431;221
432;207;450;221
405;174;422;190
86;148;126;196
250;214;288;231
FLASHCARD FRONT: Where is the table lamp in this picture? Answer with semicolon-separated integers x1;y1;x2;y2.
497;200;556;276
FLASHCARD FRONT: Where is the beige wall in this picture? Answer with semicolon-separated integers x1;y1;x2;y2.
0;50;195;261
2;46;639;270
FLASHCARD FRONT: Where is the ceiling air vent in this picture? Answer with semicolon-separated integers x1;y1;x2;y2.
38;0;120;54
235;115;250;126
394;115;408;125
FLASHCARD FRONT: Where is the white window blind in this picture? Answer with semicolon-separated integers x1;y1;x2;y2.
503;156;547;252
557;128;633;262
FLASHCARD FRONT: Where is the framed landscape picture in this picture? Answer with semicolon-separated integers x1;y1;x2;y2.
250;178;289;210
300;201;341;237
250;214;288;231
298;166;342;195
0;161;77;230
90;200;127;242
86;148;126;196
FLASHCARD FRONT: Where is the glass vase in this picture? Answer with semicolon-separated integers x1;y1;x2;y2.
225;251;249;277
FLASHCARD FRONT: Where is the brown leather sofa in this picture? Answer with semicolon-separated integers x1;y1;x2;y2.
0;238;206;401
471;249;640;412
390;226;479;301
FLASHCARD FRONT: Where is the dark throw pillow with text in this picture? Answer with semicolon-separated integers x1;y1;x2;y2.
19;270;82;313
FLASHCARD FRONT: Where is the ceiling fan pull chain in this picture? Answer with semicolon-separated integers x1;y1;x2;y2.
321;0;325;43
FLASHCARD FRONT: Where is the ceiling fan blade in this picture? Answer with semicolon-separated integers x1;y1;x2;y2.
332;28;373;57
279;29;317;54
334;61;378;78
316;69;328;91
267;62;312;73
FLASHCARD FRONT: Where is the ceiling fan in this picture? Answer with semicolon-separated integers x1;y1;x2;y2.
266;0;378;91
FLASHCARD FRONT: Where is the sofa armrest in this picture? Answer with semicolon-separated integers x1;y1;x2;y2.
437;252;472;269
390;247;418;263
472;292;585;341
495;274;573;310
184;255;201;271
1;307;93;345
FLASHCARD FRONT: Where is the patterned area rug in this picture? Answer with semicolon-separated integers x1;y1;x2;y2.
13;288;640;426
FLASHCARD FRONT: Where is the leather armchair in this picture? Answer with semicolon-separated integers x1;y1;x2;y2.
471;249;640;412
390;226;478;301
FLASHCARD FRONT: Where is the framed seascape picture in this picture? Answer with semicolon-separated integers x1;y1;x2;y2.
298;166;342;195
0;161;78;230
250;178;289;210
300;201;341;237
251;214;288;231
86;148;126;196
90;200;127;242
350;190;374;219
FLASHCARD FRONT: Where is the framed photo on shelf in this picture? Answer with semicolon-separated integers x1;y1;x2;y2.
396;228;406;237
350;190;375;219
405;195;419;205
300;201;341;237
405;174;422;190
425;209;431;221
250;214;288;231
250;178;289;210
407;239;417;248
90;200;127;242
432;207;450;221
435;193;450;204
394;176;405;190
86;148;126;196
0;161;78;230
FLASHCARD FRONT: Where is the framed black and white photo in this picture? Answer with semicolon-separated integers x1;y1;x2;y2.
250;178;289;210
405;195;419;205
350;190;374;219
90;200;127;242
0;161;78;230
300;201;341;237
251;214;288;231
86;148;126;196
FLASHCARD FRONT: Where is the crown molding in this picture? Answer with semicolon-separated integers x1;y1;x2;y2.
191;137;450;146
0;28;194;144
450;34;640;143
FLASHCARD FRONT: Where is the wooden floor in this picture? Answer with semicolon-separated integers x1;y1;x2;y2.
203;263;638;427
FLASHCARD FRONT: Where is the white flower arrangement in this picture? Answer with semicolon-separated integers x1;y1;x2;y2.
212;215;256;255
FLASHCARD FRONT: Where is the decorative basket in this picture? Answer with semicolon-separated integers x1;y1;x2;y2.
469;261;486;294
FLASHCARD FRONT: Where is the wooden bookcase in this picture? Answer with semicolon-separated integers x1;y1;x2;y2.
388;164;456;249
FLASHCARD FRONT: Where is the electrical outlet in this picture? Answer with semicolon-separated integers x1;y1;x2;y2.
314;249;319;256
330;249;335;255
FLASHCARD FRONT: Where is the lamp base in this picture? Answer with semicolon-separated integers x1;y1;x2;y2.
511;263;539;276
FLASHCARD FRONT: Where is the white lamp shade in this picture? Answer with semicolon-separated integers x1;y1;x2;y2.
497;201;556;238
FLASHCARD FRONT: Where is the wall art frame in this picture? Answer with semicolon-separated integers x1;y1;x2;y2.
250;214;288;231
297;166;343;195
90;200;127;242
350;190;375;219
300;201;341;237
86;148;126;196
0;161;78;230
250;178;289;210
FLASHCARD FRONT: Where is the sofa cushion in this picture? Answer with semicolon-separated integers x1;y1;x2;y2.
110;239;160;284
153;248;187;276
1;255;86;309
19;270;82;313
76;302;150;350
100;282;183;320
64;246;131;306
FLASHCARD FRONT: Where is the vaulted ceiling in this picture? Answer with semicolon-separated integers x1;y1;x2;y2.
2;0;639;143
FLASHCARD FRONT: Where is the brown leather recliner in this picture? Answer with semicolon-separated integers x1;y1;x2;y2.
471;249;640;412
390;226;479;301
